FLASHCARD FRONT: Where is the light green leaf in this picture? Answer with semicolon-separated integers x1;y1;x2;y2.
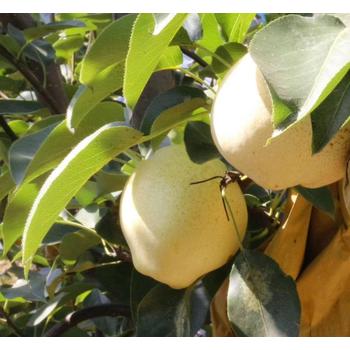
197;14;224;52
215;13;255;43
157;46;183;70
249;14;350;129
67;63;124;131
2;176;45;255
124;13;187;109
22;123;143;275
0;171;15;202
23;102;124;184
80;14;137;86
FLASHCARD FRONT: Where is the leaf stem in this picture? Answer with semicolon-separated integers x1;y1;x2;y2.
194;43;232;69
178;67;216;94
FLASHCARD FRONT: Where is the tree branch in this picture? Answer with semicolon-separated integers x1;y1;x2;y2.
180;46;208;68
0;14;69;114
0;114;17;141
44;304;131;337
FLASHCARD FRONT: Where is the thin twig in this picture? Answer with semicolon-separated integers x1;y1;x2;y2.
44;304;131;337
180;46;208;67
0;114;17;141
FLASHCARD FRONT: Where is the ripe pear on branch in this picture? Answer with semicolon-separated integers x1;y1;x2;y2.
119;145;248;289
211;54;350;190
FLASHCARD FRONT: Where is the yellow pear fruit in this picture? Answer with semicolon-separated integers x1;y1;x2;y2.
119;145;248;289
211;53;350;190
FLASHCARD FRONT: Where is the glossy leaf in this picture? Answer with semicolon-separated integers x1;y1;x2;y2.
215;13;256;43
21;124;143;275
0;100;43;115
250;14;350;129
60;230;101;262
67;63;124;131
2;176;45;255
295;185;335;218
21;102;124;184
227;250;300;336
136;283;209;337
184;121;220;164
124;13;187;109
80;14;137;86
311;71;350;153
140;86;207;135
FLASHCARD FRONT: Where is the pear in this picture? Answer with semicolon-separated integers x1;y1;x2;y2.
119;145;248;289
211;54;350;190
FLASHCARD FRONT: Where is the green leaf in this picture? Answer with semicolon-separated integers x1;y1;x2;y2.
215;13;256;43
212;42;247;76
95;169;128;196
295;185;335;218
0;100;43;115
80;14;137;86
60;230;101;262
83;289;118;336
9;123;58;184
130;269;158;322
196;14;224;52
2;176;45;255
140;86;207;135
28;282;94;327
149;99;207;140
21;102;124;184
184;121;220;164
227;250;300;336
0;272;46;302
152;14;178;35
249;14;350;128
0;170;15;202
136;283;209;336
22;123;143;275
23;20;86;41
67;63;125;131
124;13;187;109
53;33;85;61
311;71;350;153
157;46;183;70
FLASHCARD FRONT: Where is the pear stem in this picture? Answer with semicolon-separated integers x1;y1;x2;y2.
221;187;244;252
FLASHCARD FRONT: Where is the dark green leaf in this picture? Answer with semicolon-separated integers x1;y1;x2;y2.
227;250;300;336
311;71;350;153
136;283;209;337
9;123;59;184
60;230;101;262
295;185;335;218
84;289;118;336
184;121;220;164
140;86;206;135
0;100;43;115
